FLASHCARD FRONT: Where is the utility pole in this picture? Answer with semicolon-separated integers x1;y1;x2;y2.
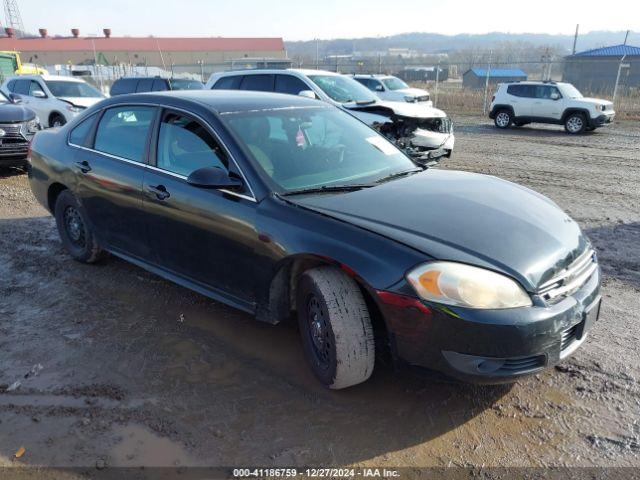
315;39;319;70
434;61;440;108
482;51;492;116
623;30;630;45
572;24;579;55
613;55;629;107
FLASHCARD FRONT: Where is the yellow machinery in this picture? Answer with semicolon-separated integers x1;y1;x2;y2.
0;51;48;81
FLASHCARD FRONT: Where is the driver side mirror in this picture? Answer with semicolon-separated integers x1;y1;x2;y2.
32;90;46;99
187;166;243;190
375;84;384;92
298;90;318;100
9;93;21;104
550;92;560;100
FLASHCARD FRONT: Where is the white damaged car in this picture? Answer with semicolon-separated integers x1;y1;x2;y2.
207;69;454;163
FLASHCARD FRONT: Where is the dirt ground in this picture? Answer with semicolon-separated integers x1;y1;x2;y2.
0;116;639;475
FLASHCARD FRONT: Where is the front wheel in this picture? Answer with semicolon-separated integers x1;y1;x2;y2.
494;110;512;129
564;113;587;134
54;190;104;263
50;114;66;128
297;266;375;389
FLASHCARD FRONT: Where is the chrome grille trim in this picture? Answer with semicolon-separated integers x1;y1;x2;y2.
538;249;597;301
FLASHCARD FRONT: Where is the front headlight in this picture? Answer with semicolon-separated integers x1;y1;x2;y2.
66;105;84;113
26;117;40;133
406;262;532;309
404;95;417;103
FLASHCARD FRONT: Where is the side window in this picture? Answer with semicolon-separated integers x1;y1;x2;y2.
240;74;274;92
213;75;242;90
29;81;46;97
151;79;168;91
274;75;310;95
69;114;97;146
110;79;138;96
94;106;156;162
507;85;521;97
136;79;154;93
13;79;30;95
156;112;228;177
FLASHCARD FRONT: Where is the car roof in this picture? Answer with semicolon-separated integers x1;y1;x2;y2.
12;74;86;83
214;68;339;77
353;74;393;79
112;90;329;114
502;81;569;86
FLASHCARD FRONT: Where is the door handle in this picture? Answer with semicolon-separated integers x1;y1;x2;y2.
75;160;92;173
148;184;170;200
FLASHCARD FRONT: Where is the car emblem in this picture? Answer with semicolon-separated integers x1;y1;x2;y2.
0;129;5;137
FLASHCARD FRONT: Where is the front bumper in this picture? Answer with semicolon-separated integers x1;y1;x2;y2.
590;112;615;128
379;266;601;384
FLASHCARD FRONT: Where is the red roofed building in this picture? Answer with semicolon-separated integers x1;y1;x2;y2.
0;29;287;69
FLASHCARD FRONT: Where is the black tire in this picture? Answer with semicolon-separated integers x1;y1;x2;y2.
564;113;587;134
54;190;104;263
296;266;375;389
50;114;66;128
494;109;512;129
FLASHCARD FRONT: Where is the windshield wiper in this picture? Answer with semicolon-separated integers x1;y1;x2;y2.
280;184;374;197
356;100;376;106
375;168;423;184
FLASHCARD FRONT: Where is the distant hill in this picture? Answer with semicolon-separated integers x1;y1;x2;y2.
285;31;637;57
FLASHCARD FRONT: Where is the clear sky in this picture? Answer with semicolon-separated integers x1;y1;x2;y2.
16;0;640;41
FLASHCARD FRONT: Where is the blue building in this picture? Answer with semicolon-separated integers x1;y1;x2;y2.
564;44;640;93
462;68;527;89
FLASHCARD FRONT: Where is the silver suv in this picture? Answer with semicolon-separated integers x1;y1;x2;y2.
489;81;614;134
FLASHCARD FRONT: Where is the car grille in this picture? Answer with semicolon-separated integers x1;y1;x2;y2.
537;249;597;302
495;355;546;375
561;323;580;351
0;123;25;139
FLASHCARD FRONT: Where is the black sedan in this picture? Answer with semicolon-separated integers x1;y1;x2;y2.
27;90;601;389
0;90;40;168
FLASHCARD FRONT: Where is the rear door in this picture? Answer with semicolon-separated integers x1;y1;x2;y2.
72;105;158;260
142;108;259;305
274;74;310;96
239;74;275;92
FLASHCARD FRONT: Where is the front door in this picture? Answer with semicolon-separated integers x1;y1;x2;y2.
142;109;259;307
73;105;157;261
530;85;563;120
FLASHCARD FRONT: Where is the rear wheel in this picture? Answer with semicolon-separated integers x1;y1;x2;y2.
54;190;104;263
494;109;512;129
297;266;375;389
564;113;587;134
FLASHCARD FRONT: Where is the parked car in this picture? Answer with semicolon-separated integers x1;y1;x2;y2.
489;81;615;134
353;74;432;106
207;69;453;163
110;77;204;96
0;90;40;168
29;90;601;389
1;75;105;128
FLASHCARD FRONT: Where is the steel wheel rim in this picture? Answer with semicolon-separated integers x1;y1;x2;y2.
496;112;510;127
567;116;583;133
63;206;86;248
306;295;331;371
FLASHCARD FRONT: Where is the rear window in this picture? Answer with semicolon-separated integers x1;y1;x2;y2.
239;74;274;92
110;78;138;96
69;113;97;146
152;79;169;91
169;79;204;91
213;75;242;90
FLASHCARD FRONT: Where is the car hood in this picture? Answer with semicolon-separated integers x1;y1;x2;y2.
396;87;429;98
0;103;36;122
287;170;589;291
344;100;447;120
571;97;613;108
58;96;104;108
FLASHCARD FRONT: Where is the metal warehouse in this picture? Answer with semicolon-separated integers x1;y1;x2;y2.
0;28;286;71
563;44;640;93
462;68;527;89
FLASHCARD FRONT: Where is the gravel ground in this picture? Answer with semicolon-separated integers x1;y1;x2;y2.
0;116;638;475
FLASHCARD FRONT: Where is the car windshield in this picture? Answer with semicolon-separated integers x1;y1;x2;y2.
45;80;104;98
222;106;417;193
169;79;204;90
560;83;583;99
382;77;409;91
308;75;377;104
